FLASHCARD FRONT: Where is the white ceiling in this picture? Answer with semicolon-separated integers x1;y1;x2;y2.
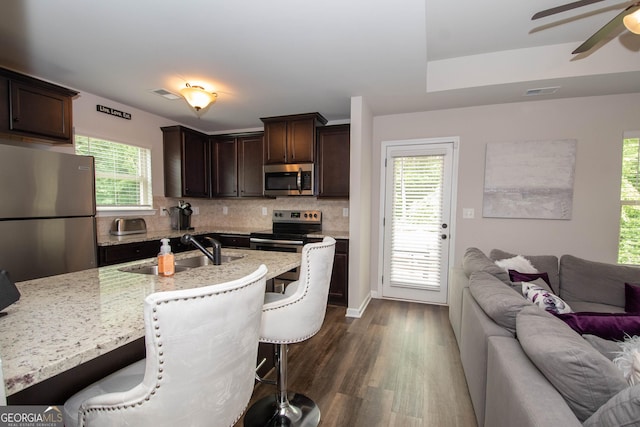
1;0;639;133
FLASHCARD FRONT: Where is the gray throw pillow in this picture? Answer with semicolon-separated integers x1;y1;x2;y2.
463;247;510;284
517;306;628;422
469;271;532;334
583;384;640;427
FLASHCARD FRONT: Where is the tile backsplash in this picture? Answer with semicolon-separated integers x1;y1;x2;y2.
97;196;350;235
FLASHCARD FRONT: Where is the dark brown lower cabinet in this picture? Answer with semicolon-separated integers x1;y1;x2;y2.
308;237;348;306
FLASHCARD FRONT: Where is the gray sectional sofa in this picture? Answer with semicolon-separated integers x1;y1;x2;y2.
449;247;640;427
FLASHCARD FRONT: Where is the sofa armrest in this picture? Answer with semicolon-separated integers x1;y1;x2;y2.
485;336;582;427
460;288;513;427
448;267;468;344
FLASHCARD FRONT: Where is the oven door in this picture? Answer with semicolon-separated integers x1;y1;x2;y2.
250;237;303;281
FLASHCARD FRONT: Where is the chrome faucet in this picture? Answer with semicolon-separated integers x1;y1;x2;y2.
180;234;222;265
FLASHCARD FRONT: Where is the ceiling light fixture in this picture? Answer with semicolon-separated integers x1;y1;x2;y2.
623;8;640;35
180;83;217;112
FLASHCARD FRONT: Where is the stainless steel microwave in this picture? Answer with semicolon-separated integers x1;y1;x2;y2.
264;163;314;196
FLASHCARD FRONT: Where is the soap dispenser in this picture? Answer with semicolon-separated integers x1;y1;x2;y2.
158;238;175;276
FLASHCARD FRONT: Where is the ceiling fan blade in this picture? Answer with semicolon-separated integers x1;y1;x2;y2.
572;3;640;53
532;0;605;19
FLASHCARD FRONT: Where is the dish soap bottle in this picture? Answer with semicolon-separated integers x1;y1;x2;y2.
158;238;175;276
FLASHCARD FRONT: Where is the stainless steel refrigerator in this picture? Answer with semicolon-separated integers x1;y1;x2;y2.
0;144;97;282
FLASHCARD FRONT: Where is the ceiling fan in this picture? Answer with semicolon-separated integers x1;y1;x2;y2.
532;0;640;54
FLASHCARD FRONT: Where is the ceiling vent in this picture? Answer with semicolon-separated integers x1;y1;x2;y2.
524;86;560;97
150;88;181;100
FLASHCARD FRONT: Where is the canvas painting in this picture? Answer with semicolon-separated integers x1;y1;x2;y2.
483;139;577;219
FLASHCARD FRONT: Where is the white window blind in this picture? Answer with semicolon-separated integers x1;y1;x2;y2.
75;136;152;208
389;155;444;289
619;135;640;264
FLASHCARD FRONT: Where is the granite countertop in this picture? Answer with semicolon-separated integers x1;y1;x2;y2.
0;248;301;396
98;227;349;246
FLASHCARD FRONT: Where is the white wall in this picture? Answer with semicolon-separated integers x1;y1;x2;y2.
347;96;373;317
372;93;640;276
72;92;175;196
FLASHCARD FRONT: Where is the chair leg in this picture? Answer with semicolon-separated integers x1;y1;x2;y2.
244;343;320;427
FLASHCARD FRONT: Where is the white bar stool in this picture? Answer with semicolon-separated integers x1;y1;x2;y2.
244;237;336;427
63;265;268;427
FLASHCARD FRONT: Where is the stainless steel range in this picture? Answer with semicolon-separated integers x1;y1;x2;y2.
250;209;322;285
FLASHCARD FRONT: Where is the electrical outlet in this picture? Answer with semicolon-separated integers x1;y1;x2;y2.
463;208;475;219
343;208;349;217
192;206;199;215
261;207;268;216
222;206;228;215
160;207;167;216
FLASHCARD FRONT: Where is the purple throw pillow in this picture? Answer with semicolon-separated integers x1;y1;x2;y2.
554;312;640;341
509;270;551;287
625;283;640;313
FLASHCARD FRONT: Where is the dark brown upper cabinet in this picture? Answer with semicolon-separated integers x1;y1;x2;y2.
162;125;210;198
261;112;327;164
316;124;350;198
211;132;264;198
0;68;77;145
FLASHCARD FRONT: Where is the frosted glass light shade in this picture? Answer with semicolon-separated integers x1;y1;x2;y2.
180;84;217;111
623;9;640;35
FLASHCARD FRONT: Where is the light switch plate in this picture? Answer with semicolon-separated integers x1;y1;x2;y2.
222;206;228;215
261;207;268;216
463;208;475;219
343;208;349;217
192;206;199;215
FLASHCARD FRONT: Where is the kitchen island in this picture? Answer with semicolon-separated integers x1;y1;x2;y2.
0;248;301;402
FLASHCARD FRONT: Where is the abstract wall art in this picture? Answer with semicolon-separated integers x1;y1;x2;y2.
482;139;577;219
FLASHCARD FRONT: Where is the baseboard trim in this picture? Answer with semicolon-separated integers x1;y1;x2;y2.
346;293;372;318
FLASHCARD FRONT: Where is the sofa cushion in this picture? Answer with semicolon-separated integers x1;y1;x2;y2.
463;247;510;284
469;271;532;334
517;306;627;422
554;312;640;341
522;281;572;314
490;249;560;294
582;335;621;361
566;301;625;313
626;283;640;313
583;384;640;427
559;255;640;308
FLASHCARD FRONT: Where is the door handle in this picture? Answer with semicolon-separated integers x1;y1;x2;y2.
296;168;302;194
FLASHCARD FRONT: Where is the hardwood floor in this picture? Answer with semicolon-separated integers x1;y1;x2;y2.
236;299;477;427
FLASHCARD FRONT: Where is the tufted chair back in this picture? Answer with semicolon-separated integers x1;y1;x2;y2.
66;264;267;427
260;237;336;344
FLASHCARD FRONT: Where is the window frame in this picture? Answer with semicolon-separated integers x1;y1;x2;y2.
618;131;640;265
74;134;155;217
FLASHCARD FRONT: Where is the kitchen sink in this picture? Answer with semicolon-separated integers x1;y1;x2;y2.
118;254;244;275
118;265;191;275
174;254;244;268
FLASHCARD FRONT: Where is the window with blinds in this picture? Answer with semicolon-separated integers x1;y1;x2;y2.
619;135;640;264
75;135;152;208
389;155;444;289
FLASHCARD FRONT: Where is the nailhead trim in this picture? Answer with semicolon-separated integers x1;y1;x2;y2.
260;241;334;344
